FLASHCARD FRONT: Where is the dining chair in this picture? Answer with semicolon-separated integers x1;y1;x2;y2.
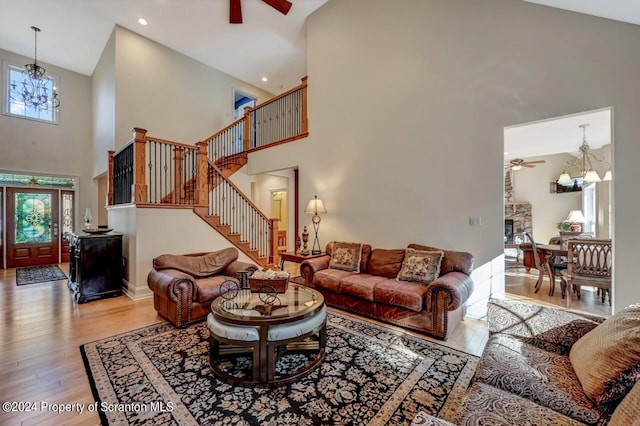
544;237;569;297
559;239;612;305
524;232;546;294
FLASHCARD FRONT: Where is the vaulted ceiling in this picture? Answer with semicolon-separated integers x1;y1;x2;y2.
0;0;328;93
1;0;638;93
0;0;637;127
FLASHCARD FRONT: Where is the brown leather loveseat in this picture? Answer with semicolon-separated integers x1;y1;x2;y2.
148;247;258;327
300;242;474;340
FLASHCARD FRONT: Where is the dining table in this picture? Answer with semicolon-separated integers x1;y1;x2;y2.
533;243;568;297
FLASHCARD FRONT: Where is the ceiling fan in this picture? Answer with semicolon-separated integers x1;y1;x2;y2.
230;0;292;24
508;158;546;170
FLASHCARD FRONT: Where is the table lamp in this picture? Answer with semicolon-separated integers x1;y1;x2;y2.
564;210;586;232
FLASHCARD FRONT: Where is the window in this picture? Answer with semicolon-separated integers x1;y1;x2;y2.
582;182;596;234
3;62;59;123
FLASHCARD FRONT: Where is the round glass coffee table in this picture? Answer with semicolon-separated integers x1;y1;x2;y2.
209;283;326;385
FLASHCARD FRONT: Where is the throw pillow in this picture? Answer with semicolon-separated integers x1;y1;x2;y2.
328;242;363;272
569;304;640;406
608;380;640;426
397;248;444;284
408;243;475;275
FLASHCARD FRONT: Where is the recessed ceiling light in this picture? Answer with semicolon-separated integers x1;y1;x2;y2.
504;152;509;156
261;76;268;82
138;18;148;26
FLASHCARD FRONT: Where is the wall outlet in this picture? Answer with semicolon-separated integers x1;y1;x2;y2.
469;215;483;227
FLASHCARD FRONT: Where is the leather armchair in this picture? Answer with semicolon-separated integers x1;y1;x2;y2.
148;247;258;327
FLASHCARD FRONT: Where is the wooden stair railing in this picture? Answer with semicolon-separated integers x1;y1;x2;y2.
108;77;309;265
202;76;308;164
192;159;278;266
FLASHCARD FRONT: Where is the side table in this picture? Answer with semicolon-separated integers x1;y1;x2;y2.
279;251;326;270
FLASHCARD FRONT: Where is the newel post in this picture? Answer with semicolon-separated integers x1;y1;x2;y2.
269;218;279;265
300;76;308;134
107;150;115;206
243;106;252;151
132;127;148;204
195;141;209;206
173;147;185;204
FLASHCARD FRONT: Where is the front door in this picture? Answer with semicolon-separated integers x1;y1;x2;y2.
6;188;60;267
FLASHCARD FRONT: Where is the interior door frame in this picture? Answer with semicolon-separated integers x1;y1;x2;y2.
5;187;60;268
0;187;4;269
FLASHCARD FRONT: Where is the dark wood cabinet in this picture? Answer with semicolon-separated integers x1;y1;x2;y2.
67;232;123;303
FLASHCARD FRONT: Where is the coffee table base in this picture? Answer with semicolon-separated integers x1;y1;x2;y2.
208;311;327;386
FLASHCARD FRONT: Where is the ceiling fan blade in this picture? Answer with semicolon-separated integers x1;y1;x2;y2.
230;0;243;24
523;164;536;168
524;160;546;165
262;0;292;15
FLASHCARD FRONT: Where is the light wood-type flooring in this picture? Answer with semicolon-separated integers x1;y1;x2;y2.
0;261;608;425
505;265;611;318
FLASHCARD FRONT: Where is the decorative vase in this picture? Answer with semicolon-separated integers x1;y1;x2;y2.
300;226;310;255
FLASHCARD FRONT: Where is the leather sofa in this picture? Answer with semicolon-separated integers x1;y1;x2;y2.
147;247;258;327
299;242;474;340
411;298;640;425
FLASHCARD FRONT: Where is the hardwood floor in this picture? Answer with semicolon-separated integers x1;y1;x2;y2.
0;264;160;425
0;263;489;425
1;260;611;424
505;265;611;318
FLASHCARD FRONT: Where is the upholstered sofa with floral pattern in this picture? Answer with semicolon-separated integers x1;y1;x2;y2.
411;298;640;426
299;242;474;340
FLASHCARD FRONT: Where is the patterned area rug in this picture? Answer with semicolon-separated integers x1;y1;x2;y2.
15;264;67;286
81;311;478;425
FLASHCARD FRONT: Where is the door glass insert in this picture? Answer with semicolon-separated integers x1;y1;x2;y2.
14;192;52;243
62;192;74;234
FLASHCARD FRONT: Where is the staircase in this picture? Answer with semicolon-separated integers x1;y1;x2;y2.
108;78;308;266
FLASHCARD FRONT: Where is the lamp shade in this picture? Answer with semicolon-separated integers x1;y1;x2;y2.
564;210;586;223
583;170;602;183
557;173;573;185
305;196;326;214
603;170;612;181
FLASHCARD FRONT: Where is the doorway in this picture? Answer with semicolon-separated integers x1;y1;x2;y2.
6;187;60;267
503;107;613;316
234;89;257;153
272;190;288;252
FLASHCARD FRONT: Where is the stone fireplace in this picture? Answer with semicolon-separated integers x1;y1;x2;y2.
505;202;532;243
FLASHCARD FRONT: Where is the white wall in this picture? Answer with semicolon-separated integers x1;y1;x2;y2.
0;48;93;231
92;31;116;178
111;26;273;157
249;0;640;313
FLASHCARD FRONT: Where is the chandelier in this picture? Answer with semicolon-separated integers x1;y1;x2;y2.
557;124;611;185
8;26;60;111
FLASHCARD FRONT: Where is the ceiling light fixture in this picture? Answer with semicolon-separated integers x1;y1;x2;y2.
8;26;60;112
261;76;268;82
557;124;612;185
138;18;148;26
